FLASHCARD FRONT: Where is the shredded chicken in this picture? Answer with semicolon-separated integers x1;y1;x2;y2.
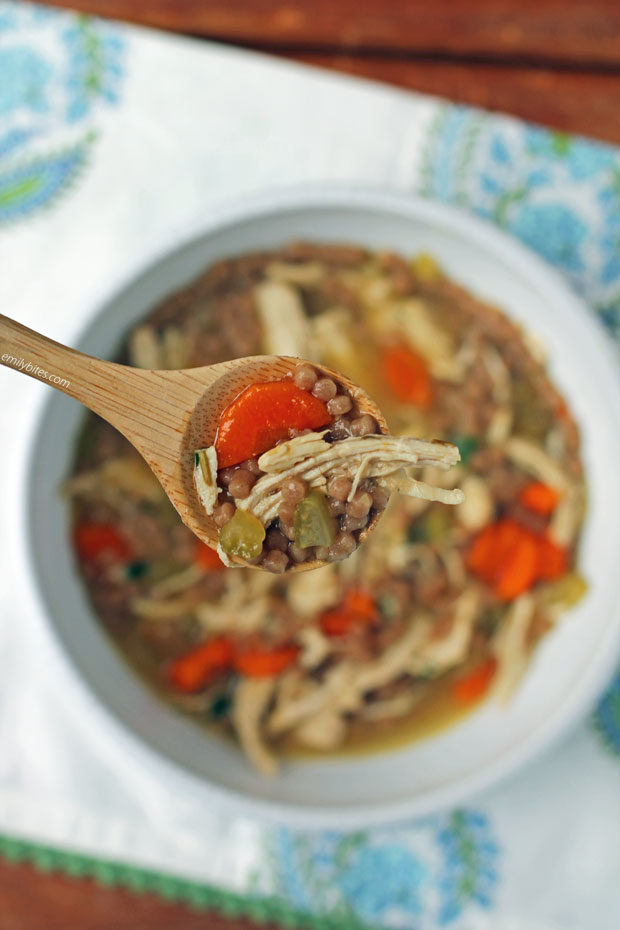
368;297;465;383
267;663;358;736
351;619;429;694
456;475;493;531
386;542;439;576
161;326;189;369
380;472;464;506
286;564;340;617
360;691;422;722
194;572;275;634
129;325;163;370
486;407;513;445
131;596;195;620
408;588;479;676
482;346;511;405
353;270;394;305
150;565;204;598
296;626;332;669
504;437;570;491
308;308;359;375
194;447;219;516
232;678;278;776
439;549;467;589
230;432;462;525
254;280;311;357
491;593;535;702
195;598;269;635
549;484;585;547
293;709;347;750
65;456;164;504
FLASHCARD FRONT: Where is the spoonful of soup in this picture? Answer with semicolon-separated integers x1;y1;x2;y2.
0;314;463;572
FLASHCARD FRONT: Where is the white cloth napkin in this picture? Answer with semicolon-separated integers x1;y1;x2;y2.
2;4;620;928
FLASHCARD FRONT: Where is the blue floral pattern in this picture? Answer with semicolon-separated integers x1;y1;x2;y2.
436;810;499;923
0;1;125;222
0;138;92;221
0;46;52;116
594;671;620;757
62;20;124;122
267;809;500;927
419;107;620;333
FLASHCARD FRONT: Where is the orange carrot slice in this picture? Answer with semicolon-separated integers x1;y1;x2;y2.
453;656;497;703
320;589;378;636
495;530;539;601
194;541;226;572
215;381;332;468
74;523;130;563
168;636;234;692
380;344;433;408
519;482;560;516
537;536;569;581
234;644;299;678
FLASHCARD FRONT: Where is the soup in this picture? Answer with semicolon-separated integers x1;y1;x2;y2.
67;243;586;775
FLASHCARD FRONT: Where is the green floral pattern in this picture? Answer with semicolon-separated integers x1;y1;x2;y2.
0;2;124;223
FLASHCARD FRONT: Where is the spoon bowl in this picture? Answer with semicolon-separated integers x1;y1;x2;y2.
0;314;387;570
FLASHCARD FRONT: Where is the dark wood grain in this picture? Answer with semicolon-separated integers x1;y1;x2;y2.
290;53;620;144
36;0;620;65
0;860;291;930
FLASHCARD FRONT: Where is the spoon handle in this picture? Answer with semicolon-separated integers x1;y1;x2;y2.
0;314;159;431
0;314;103;401
0;314;227;473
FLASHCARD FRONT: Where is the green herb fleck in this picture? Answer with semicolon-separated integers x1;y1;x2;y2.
209;692;233;719
126;561;149;580
448;433;479;464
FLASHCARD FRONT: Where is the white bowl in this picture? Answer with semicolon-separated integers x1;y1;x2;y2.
18;187;620;829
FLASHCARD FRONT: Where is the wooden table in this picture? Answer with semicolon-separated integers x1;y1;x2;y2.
36;0;620;143
3;2;618;927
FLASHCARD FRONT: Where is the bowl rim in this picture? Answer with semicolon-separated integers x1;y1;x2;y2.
14;183;620;830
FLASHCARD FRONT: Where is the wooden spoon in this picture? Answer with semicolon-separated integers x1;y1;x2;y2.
0;314;388;571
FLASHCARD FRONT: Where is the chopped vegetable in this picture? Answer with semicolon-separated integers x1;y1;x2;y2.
293;489;337;548
519;482;560;516
194;447;219;516
209;689;235;719
467;519;537;601
467;519;571;601
218;510;266;561
380;344;433;408
194;541;226;572
215;381;332;468
453;657;497;703
447;433;479;464
456;474;493;531
408;508;452;544
466;520;510;580
321;588;378;636
234;644;299;677
537;536;568;581
541;573;587;608
168;636;234;692
512;381;552;440
74;523;130;563
412;252;441;281
126;560;149;580
494;530;538;602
